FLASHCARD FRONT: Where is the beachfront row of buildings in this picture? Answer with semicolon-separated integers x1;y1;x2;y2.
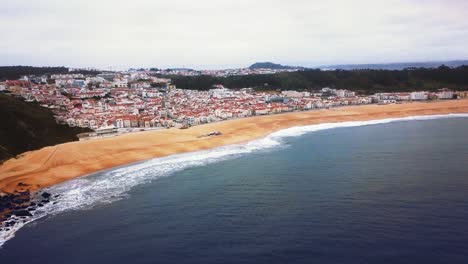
1;73;466;138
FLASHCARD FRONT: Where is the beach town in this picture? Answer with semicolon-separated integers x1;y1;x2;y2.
1;70;467;140
1;70;468;250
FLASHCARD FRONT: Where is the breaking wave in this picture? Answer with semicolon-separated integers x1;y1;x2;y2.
1;113;468;247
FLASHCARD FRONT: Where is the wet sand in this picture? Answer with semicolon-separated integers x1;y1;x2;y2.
1;100;468;194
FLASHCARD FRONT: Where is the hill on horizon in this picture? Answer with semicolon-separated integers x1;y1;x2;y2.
249;62;305;70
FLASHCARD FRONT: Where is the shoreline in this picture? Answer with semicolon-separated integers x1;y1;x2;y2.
1;100;468;195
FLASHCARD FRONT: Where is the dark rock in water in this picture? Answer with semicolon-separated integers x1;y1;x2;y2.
11;191;31;204
0;190;31;223
54;194;60;198
28;207;36;211
41;199;50;204
13;210;32;217
53;201;58;205
37;203;44;207
15;204;28;209
30;202;36;206
41;192;51;199
5;221;16;227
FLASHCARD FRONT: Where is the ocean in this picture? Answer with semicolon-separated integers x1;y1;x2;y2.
1;114;468;263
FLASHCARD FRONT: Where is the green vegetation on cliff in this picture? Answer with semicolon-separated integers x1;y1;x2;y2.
0;93;91;162
0;66;69;80
0;66;101;81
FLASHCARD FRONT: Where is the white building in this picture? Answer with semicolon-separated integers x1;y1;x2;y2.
211;87;233;98
396;94;411;101
66;118;76;127
335;89;356;98
115;118;124;128
410;91;428;101
436;90;454;99
282;90;307;98
112;78;128;88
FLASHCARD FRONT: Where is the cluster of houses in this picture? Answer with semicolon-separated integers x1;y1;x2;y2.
155;67;301;77
1;72;465;139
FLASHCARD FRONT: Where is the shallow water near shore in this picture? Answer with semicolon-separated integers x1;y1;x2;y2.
1;114;468;263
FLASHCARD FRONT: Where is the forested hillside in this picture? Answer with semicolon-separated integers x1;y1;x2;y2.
0;93;91;162
171;65;468;94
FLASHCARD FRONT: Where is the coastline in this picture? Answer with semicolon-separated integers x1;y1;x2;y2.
1;100;468;195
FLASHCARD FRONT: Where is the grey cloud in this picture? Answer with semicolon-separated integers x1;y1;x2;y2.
1;0;467;69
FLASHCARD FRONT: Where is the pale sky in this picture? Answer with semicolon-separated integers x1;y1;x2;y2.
1;0;467;69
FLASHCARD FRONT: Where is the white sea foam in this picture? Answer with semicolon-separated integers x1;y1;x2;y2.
1;113;468;247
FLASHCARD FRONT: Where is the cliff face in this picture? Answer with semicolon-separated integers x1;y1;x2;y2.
0;93;91;162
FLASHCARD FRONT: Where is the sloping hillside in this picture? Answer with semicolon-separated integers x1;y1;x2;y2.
0;93;90;162
249;62;304;70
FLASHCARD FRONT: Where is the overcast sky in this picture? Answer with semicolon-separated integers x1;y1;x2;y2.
1;0;467;69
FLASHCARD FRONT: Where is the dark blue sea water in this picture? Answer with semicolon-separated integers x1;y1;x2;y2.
1;116;468;263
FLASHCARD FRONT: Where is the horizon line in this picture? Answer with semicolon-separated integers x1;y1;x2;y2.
2;58;468;71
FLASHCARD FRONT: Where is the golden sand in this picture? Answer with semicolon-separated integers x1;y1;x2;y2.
1;100;468;194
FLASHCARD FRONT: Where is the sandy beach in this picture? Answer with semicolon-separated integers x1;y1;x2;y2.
1;100;468;194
